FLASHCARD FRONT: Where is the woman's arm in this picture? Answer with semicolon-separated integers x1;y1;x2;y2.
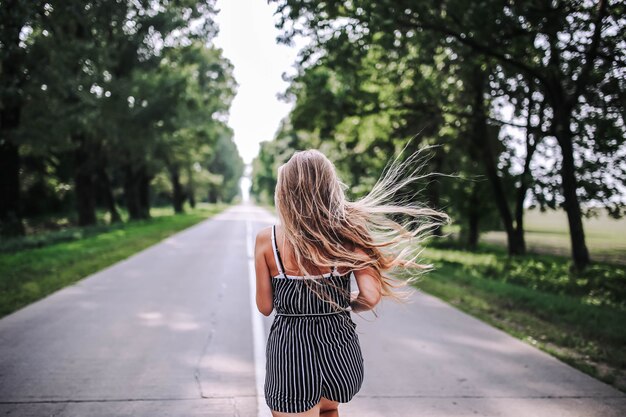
350;256;382;312
254;227;274;316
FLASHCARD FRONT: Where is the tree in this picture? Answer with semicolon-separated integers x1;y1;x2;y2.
2;0;242;231
270;0;625;270
0;1;46;236
206;129;244;204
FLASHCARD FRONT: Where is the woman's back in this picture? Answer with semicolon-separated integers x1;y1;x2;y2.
263;224;364;414
270;224;353;316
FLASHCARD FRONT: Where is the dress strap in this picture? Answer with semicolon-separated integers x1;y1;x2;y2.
271;225;286;277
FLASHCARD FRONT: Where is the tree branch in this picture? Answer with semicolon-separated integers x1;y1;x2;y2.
572;0;608;100
395;14;548;85
442;106;529;129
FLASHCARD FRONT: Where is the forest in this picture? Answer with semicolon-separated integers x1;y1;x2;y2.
251;0;625;272
0;0;243;238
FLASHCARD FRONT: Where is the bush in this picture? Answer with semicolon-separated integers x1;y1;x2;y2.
424;242;626;309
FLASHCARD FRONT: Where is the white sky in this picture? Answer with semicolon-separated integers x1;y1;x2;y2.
212;0;305;164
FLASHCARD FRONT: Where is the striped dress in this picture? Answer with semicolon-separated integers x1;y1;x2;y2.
265;225;364;413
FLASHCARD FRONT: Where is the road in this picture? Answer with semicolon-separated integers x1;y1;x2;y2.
0;204;624;416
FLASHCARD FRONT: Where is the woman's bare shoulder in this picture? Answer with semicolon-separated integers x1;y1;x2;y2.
255;226;272;248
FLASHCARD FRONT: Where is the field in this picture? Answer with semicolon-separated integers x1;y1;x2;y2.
480;208;626;264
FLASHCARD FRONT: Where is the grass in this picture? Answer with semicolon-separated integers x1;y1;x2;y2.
415;242;626;392
0;202;227;319
479;208;626;265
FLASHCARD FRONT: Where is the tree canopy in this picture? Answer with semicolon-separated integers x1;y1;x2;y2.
252;0;625;270
0;0;243;235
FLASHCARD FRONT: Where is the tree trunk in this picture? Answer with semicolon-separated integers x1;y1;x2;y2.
512;225;525;255
188;187;196;208
0;4;27;237
186;166;196;209
97;163;121;223
207;186;218;204
170;166;185;214
0;129;25;237
513;176;528;255
426;147;444;237
467;212;479;250
470;66;524;255
138;166;151;219
554;114;590;270
466;184;480;250
509;85;542;258
123;164;142;220
72;134;97;226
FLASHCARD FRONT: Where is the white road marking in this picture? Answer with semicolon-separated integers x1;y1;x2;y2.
246;218;272;417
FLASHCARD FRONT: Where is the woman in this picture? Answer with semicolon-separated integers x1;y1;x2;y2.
254;148;449;416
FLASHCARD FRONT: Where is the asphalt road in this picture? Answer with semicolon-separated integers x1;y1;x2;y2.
0;204;624;416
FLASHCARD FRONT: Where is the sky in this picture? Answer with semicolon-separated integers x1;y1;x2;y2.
212;0;305;165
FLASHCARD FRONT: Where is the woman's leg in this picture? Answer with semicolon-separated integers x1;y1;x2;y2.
271;403;321;417
319;397;339;417
270;397;338;417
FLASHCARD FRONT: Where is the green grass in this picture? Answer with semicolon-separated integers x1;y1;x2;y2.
479;208;626;264
0;202;227;319
415;244;626;392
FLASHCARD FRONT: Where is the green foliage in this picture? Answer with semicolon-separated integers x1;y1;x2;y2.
251;118;305;204
424;243;626;309
0;222;128;253
482;260;625;308
1;0;242;235
205;131;245;203
263;0;626;269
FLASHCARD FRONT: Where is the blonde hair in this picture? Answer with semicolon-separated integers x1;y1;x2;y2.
274;146;450;311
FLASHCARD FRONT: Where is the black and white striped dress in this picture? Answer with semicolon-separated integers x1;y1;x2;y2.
265;225;364;413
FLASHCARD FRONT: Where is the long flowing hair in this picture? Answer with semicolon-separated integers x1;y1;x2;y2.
274;145;451;311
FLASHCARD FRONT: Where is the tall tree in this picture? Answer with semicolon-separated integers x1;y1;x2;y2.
270;0;626;270
0;1;46;236
3;0;242;230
